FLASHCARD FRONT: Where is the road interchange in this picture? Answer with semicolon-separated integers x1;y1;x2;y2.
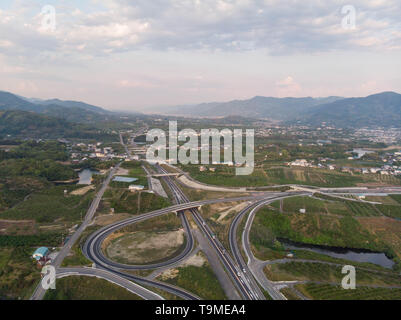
31;131;401;301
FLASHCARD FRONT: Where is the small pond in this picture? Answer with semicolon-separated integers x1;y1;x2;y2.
78;169;99;185
280;239;395;269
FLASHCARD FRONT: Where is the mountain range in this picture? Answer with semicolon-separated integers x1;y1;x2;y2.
1;90;401;130
154;96;343;120
295;92;401;128
150;92;401;128
0;91;112;123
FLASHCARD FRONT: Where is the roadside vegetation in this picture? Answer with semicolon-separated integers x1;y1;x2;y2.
158;252;227;300
264;262;401;286
271;196;381;217
0;185;95;223
100;189;170;215
44;276;142;300
180;164;400;188
295;283;401;300
0;247;40;300
250;205;401;272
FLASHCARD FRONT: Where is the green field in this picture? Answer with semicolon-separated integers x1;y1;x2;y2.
0;185;95;223
265;167;367;187
44;276;142;300
296;283;401;300
120;160;149;187
251;208;390;256
271;196;380;217
315;193;401;219
0;247;40;300
180;165;268;187
102;189;170;215
180;164;399;188
264;262;401;286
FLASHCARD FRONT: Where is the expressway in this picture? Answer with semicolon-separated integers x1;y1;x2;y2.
229;193;311;300
155;164;266;300
84;210;194;271
32;129;401;301
82;194;274;300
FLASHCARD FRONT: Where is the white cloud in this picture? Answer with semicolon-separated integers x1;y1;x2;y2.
0;0;399;108
275;76;302;96
0;0;399;60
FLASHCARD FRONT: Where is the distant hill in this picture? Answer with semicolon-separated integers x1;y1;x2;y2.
0;91;113;123
152;96;342;120
296;92;401;128
0;110;114;139
37;98;111;114
0;91;42;112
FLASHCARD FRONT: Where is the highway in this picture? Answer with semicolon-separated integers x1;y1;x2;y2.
31;129;401;301
82;194;271;300
84;209;194;271
229;193;311;300
155;164;267;300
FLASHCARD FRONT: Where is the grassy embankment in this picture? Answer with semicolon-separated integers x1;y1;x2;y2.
295;283;401;300
179;165;401;188
250;196;401;272
159;252;227;300
44;276;142;300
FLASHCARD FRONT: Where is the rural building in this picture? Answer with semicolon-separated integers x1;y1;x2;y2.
33;247;50;261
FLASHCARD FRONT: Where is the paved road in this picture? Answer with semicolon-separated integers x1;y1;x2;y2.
164;163;401;195
85;209;194;271
30;164;120;300
228;194;307;301
240;194;314;300
57;267;164;300
156;164;266;300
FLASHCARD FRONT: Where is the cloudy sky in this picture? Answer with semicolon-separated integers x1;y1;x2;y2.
0;0;400;111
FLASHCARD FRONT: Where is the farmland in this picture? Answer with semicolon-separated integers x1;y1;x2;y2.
295;283;401;300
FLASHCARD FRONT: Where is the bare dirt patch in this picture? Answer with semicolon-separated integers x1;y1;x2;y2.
181;251;207;268
159;268;180;281
217;202;250;222
115;167;129;176
0;220;36;235
105;229;185;264
158;251;207;280
200;201;247;220
70;185;95;196
94;213;132;226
